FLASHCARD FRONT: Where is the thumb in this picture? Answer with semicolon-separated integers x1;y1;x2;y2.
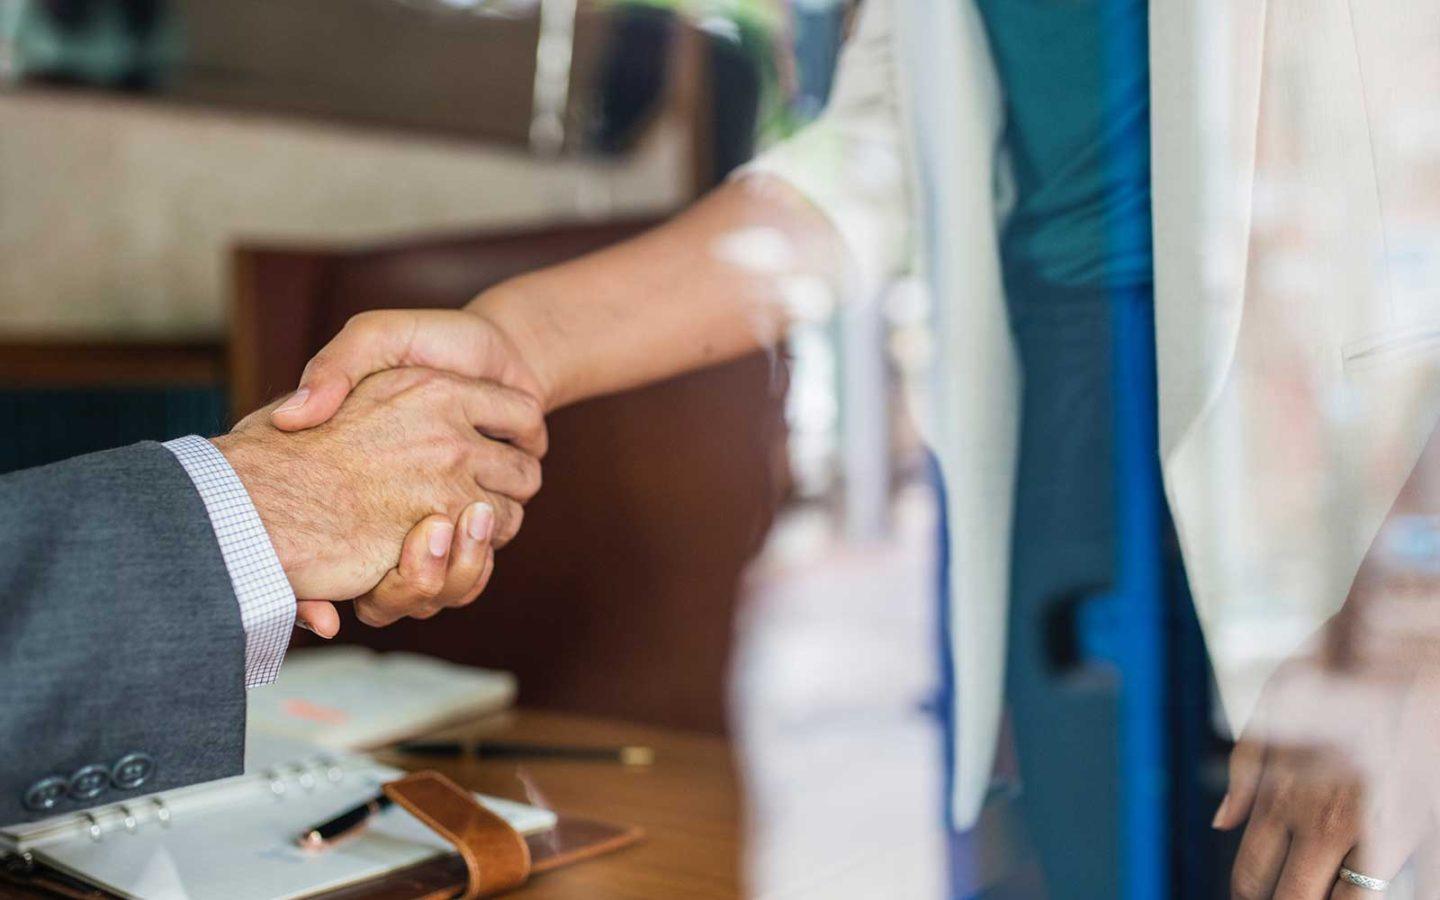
295;599;341;638
271;311;418;432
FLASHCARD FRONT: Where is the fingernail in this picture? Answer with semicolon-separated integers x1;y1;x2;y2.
275;387;310;414
466;502;494;542
296;619;316;634
428;521;454;557
1211;793;1229;829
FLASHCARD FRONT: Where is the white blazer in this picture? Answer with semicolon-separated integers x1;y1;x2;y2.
747;0;1440;830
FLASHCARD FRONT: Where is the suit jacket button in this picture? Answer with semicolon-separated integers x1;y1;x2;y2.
23;776;68;812
68;765;110;801
110;753;155;791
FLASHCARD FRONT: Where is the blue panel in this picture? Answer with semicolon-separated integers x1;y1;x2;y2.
0;388;227;475
1098;0;1168;894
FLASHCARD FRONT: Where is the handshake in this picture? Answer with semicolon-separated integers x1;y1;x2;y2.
214;308;551;636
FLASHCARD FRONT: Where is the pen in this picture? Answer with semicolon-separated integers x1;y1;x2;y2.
296;794;393;850
396;741;655;766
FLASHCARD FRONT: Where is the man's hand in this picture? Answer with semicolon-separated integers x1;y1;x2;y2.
263;307;551;634
213;367;544;627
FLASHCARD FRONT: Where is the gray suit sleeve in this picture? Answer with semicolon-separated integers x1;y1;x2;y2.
0;441;246;824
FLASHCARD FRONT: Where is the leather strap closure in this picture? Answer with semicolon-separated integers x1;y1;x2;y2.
382;771;532;899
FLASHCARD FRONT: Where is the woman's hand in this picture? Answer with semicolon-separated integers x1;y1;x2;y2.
270;308;551;434
295;500;498;636
1216;595;1440;898
354;499;499;627
1217;660;1434;897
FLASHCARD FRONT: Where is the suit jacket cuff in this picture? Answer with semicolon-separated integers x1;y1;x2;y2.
163;435;296;687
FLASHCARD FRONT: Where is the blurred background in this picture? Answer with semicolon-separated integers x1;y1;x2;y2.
0;0;856;727
0;1;1362;897
0;3;937;896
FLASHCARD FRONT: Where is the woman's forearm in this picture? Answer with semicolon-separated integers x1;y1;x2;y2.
469;175;843;411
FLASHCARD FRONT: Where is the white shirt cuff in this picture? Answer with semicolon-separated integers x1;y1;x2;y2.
163;435;296;688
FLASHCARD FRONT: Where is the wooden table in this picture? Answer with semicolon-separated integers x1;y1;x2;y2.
374;710;741;899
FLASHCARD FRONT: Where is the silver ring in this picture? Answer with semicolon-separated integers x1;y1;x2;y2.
1338;866;1390;892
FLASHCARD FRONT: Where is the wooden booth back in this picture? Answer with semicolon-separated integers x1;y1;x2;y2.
231;220;788;734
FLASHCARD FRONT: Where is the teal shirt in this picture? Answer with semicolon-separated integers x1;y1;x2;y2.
974;0;1153;289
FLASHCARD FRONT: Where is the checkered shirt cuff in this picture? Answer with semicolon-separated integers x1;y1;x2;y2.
163;435;296;688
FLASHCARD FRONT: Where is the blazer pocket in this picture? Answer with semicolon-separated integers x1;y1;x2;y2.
1342;322;1440;373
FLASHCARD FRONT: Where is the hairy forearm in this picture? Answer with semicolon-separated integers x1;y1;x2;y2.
469;175;844;411
212;425;347;589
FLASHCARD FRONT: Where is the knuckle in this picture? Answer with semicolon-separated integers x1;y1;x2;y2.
449;590;482;609
516;455;543;500
493;501;524;547
517;392;545;425
401;547;449;598
409;571;446;599
1255;774;1290;816
1229;870;1267;900
436;434;477;471
1252;788;1278;818
354;602;390;628
519;400;549;455
299;349;331;380
451;572;492;608
342;310;384;341
1228;744;1253;779
408;367;452;398
1312;794;1356;839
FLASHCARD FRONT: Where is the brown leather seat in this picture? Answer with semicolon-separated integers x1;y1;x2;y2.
231;219;788;733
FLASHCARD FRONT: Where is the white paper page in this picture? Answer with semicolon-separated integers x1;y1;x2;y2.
246;649;516;750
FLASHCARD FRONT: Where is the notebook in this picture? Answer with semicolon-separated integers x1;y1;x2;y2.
246;647;517;750
0;736;556;900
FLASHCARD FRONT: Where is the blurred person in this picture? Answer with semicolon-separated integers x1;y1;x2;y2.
270;0;1440;895
0;368;542;824
590;0;794;184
